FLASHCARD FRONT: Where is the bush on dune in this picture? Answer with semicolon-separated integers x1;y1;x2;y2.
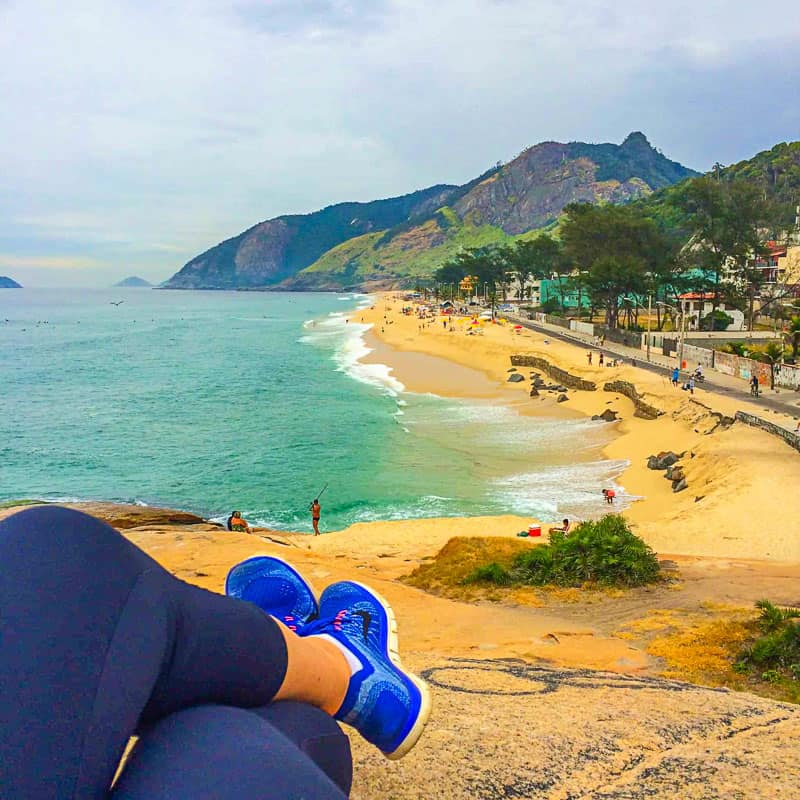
465;515;661;589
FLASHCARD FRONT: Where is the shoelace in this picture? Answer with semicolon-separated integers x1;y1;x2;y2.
301;612;340;638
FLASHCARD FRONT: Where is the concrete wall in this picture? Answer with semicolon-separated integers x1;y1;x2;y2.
682;343;715;368
510;355;597;391
735;411;800;453
603;380;662;419
712;352;800;389
570;320;595;336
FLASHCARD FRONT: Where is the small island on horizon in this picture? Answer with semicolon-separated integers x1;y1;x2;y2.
0;276;22;288
114;276;153;288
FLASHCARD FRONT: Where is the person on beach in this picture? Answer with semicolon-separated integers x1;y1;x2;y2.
550;518;570;534
751;374;759;396
602;488;615;504
599;352;604;366
671;367;679;387
0;506;430;798
310;498;321;536
228;510;251;534
587;351;592;365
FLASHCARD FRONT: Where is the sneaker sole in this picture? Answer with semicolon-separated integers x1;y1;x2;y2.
348;581;432;760
225;555;319;617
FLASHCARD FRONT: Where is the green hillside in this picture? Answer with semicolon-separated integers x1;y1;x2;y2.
292;210;512;289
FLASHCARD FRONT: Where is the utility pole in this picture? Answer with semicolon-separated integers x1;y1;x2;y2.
678;307;687;369
646;291;652;362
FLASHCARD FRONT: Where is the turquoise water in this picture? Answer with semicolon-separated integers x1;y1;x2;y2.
0;289;628;531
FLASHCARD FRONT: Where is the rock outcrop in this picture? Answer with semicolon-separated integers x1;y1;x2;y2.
604;381;662;419
511;355;596;391
0;276;22;288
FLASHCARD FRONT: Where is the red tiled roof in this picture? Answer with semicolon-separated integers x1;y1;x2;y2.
678;292;716;300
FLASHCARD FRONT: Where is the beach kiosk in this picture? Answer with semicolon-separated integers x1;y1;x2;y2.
439;300;455;315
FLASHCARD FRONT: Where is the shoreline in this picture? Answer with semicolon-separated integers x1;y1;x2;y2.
351;293;800;563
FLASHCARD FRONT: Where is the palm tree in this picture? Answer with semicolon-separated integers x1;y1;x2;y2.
761;340;786;390
785;316;800;363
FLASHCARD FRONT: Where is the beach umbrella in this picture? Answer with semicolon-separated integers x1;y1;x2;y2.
514;324;523;330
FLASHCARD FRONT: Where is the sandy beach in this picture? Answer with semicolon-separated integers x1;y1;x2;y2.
356;293;800;563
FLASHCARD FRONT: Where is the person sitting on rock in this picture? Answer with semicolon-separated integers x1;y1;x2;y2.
228;510;251;534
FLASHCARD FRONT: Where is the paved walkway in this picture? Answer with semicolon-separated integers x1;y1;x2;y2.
510;314;800;426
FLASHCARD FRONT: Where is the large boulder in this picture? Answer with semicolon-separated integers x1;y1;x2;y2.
672;478;688;493
592;409;619;422
508;373;525;383
647;451;680;470
557;393;569;403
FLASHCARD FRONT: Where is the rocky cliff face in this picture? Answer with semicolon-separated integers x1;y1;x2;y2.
165;133;698;290
163;184;458;289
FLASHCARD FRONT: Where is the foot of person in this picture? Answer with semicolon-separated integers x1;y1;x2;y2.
304;580;431;759
225;556;319;633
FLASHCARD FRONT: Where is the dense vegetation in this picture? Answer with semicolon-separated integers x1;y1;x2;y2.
464;515;662;589
735;600;800;700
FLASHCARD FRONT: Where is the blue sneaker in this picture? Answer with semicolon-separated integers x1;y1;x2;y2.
225;556;319;634
307;580;431;759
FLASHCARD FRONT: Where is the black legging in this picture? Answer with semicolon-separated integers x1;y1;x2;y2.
0;506;352;799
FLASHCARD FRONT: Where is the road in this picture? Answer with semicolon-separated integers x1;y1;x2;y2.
511;315;800;422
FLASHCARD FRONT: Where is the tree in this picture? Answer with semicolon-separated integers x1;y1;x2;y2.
560;203;673;328
786;316;800;363
757;340;786;390
670;176;771;316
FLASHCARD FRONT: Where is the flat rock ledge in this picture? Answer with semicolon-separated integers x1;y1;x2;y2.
349;656;800;799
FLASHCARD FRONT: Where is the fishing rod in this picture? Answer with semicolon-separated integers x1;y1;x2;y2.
309;482;328;509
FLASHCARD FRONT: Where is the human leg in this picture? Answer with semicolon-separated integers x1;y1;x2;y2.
112;703;351;799
227;557;432;759
0;506;350;799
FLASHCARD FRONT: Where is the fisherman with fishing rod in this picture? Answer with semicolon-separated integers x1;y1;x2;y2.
309;481;328;536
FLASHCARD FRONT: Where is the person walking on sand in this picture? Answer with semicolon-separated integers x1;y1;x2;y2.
310;498;321;536
751;374;759;396
599;352;604;366
587;351;592;365
602;488;615;504
672;367;679;387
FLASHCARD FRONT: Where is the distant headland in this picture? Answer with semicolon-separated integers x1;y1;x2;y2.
114;276;153;288
0;276;22;288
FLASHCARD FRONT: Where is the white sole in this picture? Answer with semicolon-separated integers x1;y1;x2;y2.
349;581;432;760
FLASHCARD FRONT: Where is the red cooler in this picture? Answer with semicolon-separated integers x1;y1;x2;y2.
528;525;542;537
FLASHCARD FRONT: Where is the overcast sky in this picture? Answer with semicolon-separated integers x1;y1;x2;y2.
2;0;799;287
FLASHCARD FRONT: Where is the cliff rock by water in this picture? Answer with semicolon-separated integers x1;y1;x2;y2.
164;133;698;291
0;276;22;288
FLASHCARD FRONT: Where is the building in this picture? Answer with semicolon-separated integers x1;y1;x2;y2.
677;293;743;330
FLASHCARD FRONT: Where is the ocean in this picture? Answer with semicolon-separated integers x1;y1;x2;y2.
0;289;628;532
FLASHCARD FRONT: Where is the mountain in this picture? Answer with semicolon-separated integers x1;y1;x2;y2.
165;133;699;291
638;140;800;236
0;276;22;288
163;184;465;289
114;276;152;287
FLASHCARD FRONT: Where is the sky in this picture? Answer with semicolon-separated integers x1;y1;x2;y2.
1;0;799;287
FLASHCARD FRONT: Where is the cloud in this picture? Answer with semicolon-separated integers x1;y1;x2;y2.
0;0;798;286
0;254;102;270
